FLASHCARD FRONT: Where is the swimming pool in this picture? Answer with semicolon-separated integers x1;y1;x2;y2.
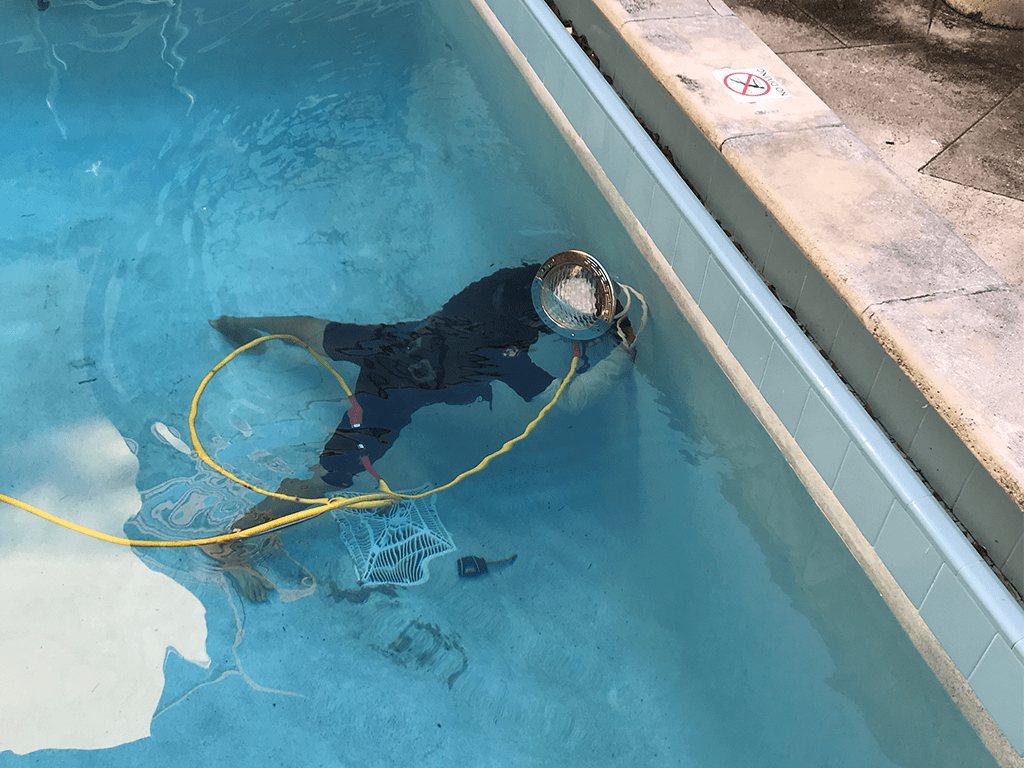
0;0;1006;765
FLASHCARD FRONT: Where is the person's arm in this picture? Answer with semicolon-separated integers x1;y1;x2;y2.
538;311;638;414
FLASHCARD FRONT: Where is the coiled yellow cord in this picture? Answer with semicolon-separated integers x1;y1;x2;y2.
0;334;578;548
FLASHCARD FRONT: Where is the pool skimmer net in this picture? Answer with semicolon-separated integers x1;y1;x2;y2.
334;486;455;586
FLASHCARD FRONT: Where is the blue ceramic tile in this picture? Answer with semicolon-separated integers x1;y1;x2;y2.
496;0;536;49
705;159;751;239
760;231;808;311
906;408;975;508
557;71;592;138
1004;537;1023;598
874;503;943;607
867;355;928;450
598;124;632;195
953;466;1024;571
620;161;655;226
577;87;607;156
794;268;845;354
920;565;997;678
672;224;709;291
529;35;568;99
759;341;811;434
957;561;1024;650
699;260;740;341
794;390;851;488
727;298;773;387
644;181;683;260
729;204;778;274
828;314;886;400
967;634;1024;755
831;447;897;543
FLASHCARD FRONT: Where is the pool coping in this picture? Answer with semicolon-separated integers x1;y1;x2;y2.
469;0;1024;761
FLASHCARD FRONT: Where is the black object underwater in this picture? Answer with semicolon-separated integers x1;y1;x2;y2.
457;553;517;578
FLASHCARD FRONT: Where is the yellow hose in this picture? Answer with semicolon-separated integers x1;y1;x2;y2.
0;334;578;548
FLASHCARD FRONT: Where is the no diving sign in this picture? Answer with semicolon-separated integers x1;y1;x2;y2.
714;67;791;103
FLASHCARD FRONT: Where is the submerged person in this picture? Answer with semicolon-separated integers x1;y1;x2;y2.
204;262;637;599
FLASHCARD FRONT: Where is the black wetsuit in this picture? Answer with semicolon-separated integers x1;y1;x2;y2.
318;264;555;488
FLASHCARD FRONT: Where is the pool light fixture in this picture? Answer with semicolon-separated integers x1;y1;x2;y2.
532;250;616;340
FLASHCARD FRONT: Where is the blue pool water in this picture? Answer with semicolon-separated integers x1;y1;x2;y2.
0;0;1000;765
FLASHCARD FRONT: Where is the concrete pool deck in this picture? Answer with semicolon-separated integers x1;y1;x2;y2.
548;0;1024;603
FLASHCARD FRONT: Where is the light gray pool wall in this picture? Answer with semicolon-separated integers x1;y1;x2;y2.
471;0;1024;756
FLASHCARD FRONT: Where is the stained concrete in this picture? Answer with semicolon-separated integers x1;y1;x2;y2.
724;0;1024;287
924;85;1024;201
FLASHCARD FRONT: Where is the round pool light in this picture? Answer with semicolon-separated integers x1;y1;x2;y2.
532;250;616;340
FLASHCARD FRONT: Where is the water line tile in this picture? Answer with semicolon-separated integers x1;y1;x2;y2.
831;449;896;544
645;184;683;261
698;259;740;341
759;341;811;434
620;160;655;226
672;233;709;297
920;564;998;678
557;69;592;137
794;390;850;488
874;503;943;608
727;298;773;387
967;634;1024;755
598;123;632;193
577;86;608;156
529;34;568;99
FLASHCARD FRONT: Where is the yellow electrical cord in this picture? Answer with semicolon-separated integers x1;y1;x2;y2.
0;333;579;548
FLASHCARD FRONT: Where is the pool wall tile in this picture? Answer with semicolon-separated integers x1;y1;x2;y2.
730;208;778;275
557;70;598;137
794;267;845;354
967;635;1024;755
959;561;1024;651
907;408;975;507
920;565;998;677
705;160;756;243
1006;537;1024;596
760;232;808;311
598;124;633;194
759;343;810;434
727;299;773;387
645;184;682;258
698;260;740;341
526;25;566;88
954;466;1024;571
619;161;655;225
492;0;1024;754
794;391;850;488
832;450;896;543
828;313;887;399
866;356;928;449
673;232;709;292
874;503;943;607
577;87;608;152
